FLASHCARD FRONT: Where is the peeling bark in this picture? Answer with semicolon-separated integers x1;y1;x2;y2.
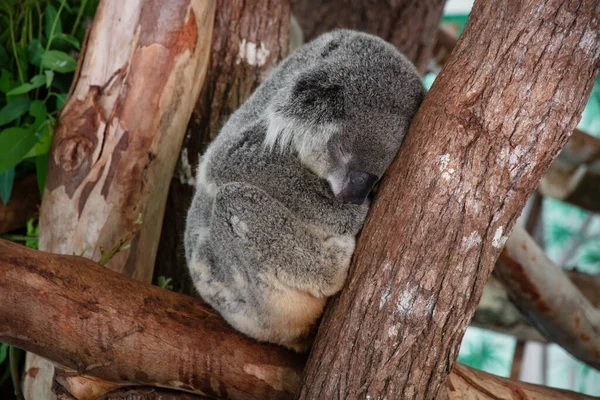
297;0;600;398
0;239;592;400
540;128;600;212
153;0;290;296
496;225;600;370
0;174;40;234
23;1;216;398
289;0;445;73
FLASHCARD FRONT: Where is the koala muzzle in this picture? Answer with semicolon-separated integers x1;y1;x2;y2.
336;171;379;205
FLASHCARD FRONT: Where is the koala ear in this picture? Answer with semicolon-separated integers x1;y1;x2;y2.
291;71;344;122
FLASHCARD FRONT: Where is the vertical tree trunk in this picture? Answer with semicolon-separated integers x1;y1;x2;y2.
23;1;216;398
297;0;600;399
153;0;290;296
289;0;446;73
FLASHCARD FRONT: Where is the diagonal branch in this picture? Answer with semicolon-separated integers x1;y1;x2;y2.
495;225;600;370
0;239;595;400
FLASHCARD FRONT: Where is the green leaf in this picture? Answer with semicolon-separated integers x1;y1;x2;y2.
53;33;81;50
56;93;68;110
0;95;31;126
45;70;54;88
0;167;15;205
6;74;46;95
45;4;62;39
27;39;44;67
24;121;52;158
0;127;40;174
0;343;7;364
36;153;49;198
41;50;76;73
0;69;13;93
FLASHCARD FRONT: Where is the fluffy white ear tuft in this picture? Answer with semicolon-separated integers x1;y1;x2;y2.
263;104;339;163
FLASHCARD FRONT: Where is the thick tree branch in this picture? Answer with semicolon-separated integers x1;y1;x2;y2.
0;174;39;234
0;239;305;400
0;239;593;400
297;0;600;398
444;363;595;400
496;225;600;369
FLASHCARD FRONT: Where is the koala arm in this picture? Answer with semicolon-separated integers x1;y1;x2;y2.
211;182;356;298
203;124;369;237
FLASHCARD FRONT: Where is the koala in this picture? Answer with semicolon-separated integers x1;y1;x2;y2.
184;29;425;351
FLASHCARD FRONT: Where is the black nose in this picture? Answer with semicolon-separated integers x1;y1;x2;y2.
337;171;379;205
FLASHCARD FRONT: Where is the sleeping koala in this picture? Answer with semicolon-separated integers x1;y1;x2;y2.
184;29;424;351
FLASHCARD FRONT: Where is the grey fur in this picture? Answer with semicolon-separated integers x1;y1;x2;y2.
184;30;425;351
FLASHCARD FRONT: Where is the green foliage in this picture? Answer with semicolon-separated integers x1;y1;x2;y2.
0;0;100;205
157;276;174;291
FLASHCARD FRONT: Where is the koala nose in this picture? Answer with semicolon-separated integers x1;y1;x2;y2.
336;171;379;205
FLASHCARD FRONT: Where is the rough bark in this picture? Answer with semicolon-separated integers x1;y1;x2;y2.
0;239;593;400
540;128;600;212
289;0;446;73
0;174;40;234
23;1;216;398
444;363;596;400
0;239;305;400
153;0;290;296
496;225;600;369
432;24;600;213
297;0;600;398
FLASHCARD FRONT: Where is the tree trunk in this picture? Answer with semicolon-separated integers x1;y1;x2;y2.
0;239;593;400
23;1;216;398
153;0;291;296
289;0;446;73
297;0;600;399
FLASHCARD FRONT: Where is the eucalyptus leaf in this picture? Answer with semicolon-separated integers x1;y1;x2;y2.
45;70;54;88
0;69;13;93
56;93;68;110
0;95;31;126
27;39;44;67
0;127;40;174
0;167;15;205
53;33;81;50
41;50;77;73
6;74;46;95
45;4;62;39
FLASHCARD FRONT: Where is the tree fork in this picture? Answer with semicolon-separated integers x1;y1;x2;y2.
0;239;595;400
297;0;600;398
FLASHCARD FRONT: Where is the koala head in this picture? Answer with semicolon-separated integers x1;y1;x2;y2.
265;30;425;205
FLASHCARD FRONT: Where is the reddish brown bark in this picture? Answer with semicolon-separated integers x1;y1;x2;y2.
297;0;600;398
0;239;593;400
289;0;445;73
154;0;290;296
0;174;40;234
0;239;305;400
